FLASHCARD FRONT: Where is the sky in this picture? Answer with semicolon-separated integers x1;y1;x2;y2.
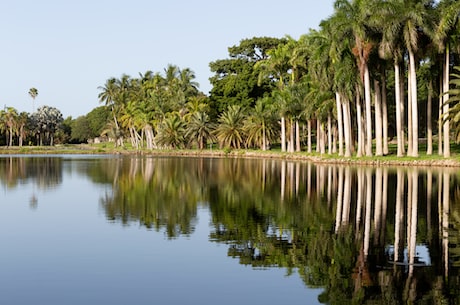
0;0;335;118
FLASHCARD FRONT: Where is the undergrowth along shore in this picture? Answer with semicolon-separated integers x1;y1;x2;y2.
1;144;460;168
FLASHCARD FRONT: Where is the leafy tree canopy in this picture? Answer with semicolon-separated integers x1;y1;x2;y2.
208;37;287;118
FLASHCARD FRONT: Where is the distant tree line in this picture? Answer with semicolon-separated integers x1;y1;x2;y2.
0;105;64;146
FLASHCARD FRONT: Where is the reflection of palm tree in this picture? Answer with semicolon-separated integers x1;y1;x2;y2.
29;193;38;209
442;172;450;277
393;168;404;262
29;179;38;209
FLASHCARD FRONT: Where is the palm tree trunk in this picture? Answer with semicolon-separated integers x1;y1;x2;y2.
438;75;444;156
307;119;312;153
407;71;413;156
295;120;301;152
19;126;23;147
364;65;373;156
335;92;344;156
332;126;337;154
399;68;406;155
262;121;267;151
443;47;451;158
409;49;419;157
374;79;383;156
8;127;13;147
320;122;326;155
395;61;403;156
343;98;352;157
327;114;332;155
356;93;364;157
382;75;389;155
427;79;433;155
316;119;321;153
281;116;286;152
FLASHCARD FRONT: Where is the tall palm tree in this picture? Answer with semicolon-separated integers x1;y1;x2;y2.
307;26;342;155
401;0;433;157
434;0;460;157
16;111;29;147
3;107;18;147
179;68;200;98
98;78;121;131
255;43;290;151
332;0;375;156
375;0;407;157
28;87;38;113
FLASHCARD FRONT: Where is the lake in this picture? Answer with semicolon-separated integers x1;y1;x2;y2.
0;155;459;305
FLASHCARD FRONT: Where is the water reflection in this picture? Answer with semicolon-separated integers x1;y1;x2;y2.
0;156;63;208
1;155;460;304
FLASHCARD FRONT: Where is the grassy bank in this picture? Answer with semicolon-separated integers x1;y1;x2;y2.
1;142;460;167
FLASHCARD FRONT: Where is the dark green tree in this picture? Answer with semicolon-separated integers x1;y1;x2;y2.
208;37;287;118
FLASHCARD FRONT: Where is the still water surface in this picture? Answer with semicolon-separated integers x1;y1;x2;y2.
0;155;459;304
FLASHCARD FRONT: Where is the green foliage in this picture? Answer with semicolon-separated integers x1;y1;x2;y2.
86;106;111;137
29;105;64;146
71;115;92;143
156;112;186;149
214;105;246;149
208;37;287;118
446;66;460;143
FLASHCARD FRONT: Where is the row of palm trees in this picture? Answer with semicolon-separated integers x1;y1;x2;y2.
97;1;460;156
0;107;29;147
97;64;281;150
253;0;460;158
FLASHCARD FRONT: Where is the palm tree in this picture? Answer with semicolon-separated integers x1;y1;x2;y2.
185;111;216;149
179;67;200;98
307;26;342;155
3;107;18;147
156;112;186;149
401;0;433;157
255;42;290;151
28;87;38;113
16;112;29;147
214;105;246;149
444;66;460;142
376;0;407;157
332;0;375;156
98;78;121;132
434;0;460;157
244;98;278;151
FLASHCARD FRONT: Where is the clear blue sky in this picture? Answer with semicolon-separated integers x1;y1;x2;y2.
1;0;334;118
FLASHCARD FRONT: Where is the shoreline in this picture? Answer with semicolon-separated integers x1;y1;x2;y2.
1;145;460;168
